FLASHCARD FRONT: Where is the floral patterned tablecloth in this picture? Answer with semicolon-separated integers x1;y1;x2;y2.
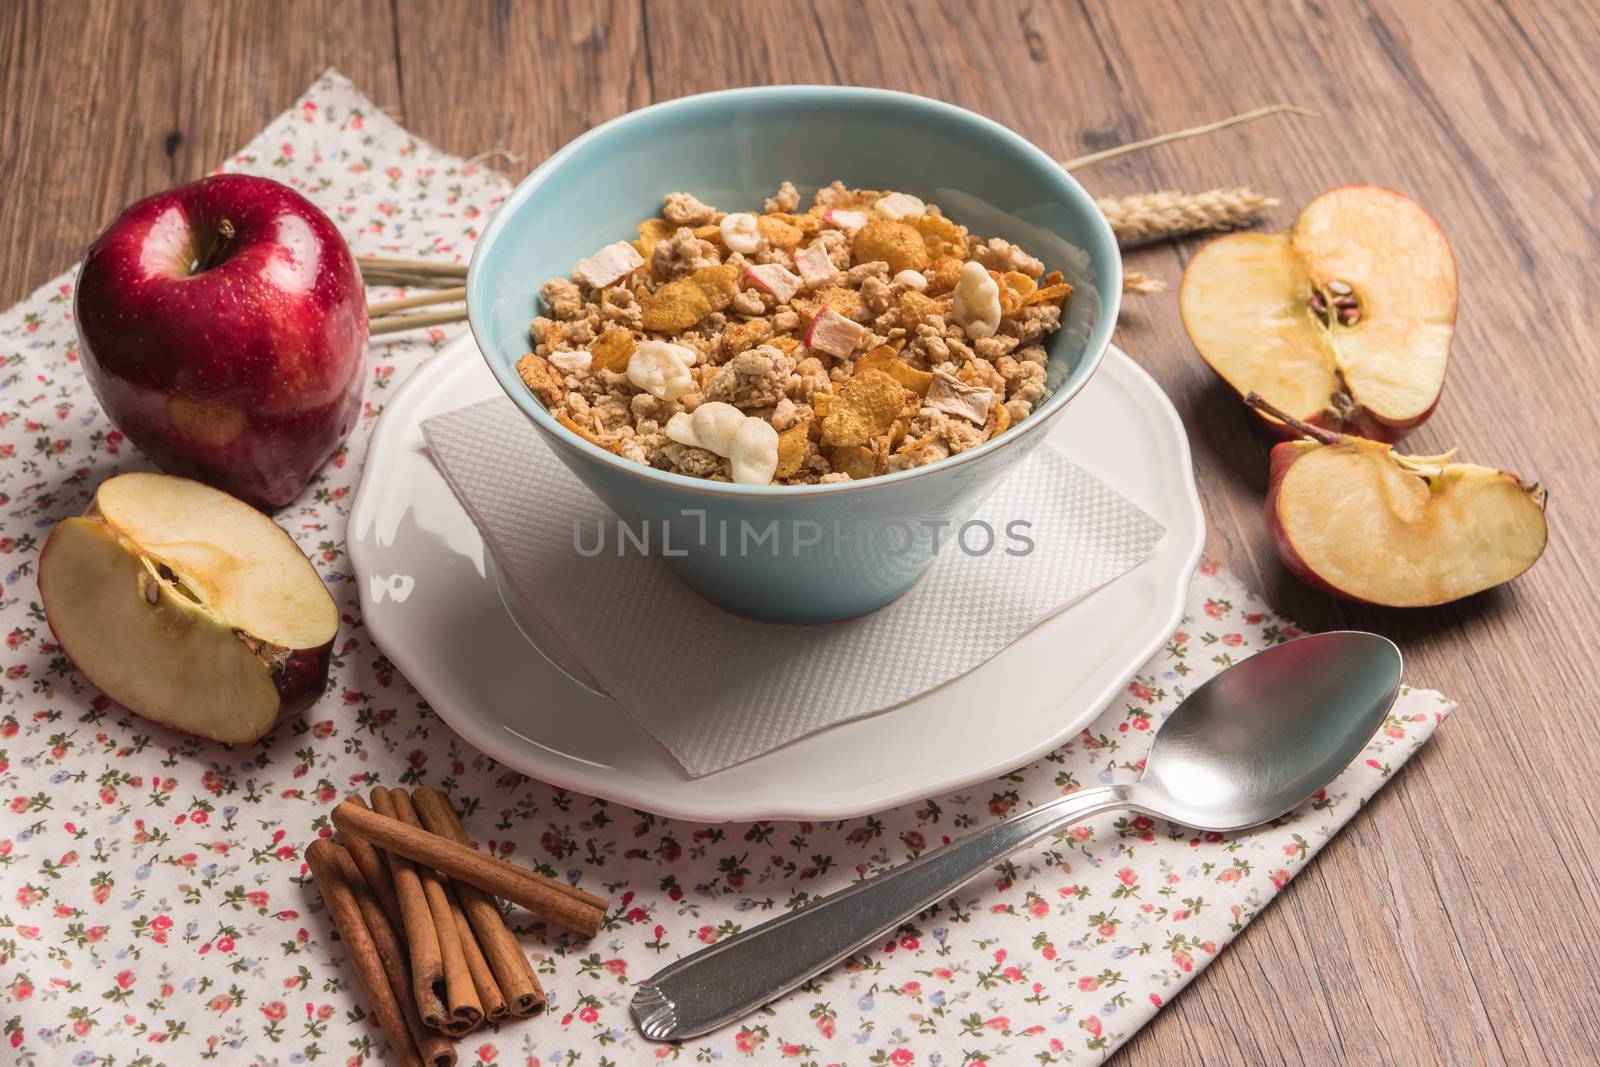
0;72;1453;1067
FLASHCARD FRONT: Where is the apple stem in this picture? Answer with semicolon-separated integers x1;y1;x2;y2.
1242;392;1343;445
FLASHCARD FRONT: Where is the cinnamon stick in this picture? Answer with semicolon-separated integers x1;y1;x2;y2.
390;789;483;1036
321;842;457;1067
343;794;404;930
412;787;547;1016
305;839;424;1067
332;798;606;937
369;787;449;1030
448;882;508;1022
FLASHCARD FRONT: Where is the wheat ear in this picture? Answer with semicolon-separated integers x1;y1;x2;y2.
1098;188;1278;247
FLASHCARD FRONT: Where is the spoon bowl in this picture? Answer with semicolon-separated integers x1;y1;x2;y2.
1130;631;1403;831
633;630;1404;1041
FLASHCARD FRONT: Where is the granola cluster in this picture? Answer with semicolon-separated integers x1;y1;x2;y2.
516;181;1070;485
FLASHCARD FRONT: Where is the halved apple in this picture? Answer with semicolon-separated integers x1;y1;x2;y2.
1181;185;1458;442
1248;395;1547;607
39;473;337;742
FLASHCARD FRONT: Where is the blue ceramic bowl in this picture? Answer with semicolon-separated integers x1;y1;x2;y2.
468;86;1121;622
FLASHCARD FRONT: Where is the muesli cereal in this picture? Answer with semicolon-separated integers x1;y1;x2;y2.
516;181;1070;485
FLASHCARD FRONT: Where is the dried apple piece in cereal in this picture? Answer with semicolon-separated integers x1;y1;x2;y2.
774;419;811;478
850;220;930;275
640;280;713;332
589;328;638;373
912;214;966;259
634;218;675;256
827;444;878;481
757;214;804;250
516;353;566;407
821;369;907;448
857;344;934;395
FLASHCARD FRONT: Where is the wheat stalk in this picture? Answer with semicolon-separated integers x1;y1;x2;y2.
1061;104;1316;170
1098;188;1277;247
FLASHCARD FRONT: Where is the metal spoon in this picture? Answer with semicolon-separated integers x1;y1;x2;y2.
631;630;1402;1042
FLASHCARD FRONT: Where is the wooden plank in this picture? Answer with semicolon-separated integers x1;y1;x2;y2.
0;0;399;306
388;0;648;170
1;1;1598;1063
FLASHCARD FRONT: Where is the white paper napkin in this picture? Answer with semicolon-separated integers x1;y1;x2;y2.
423;397;1165;775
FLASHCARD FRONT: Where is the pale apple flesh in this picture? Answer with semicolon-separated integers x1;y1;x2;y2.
39;474;337;742
1180;185;1458;442
1268;437;1547;608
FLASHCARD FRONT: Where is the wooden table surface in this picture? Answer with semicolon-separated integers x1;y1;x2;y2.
4;2;1598;1063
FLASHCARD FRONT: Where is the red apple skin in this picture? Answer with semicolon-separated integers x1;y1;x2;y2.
75;174;366;510
273;640;335;720
1262;442;1357;601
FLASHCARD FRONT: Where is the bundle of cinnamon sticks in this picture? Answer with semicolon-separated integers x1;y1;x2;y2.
306;786;609;1067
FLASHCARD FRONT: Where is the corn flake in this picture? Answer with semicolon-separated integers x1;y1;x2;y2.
641;264;740;331
556;412;613;451
987;397;1011;437
912;214;967;259
821;369;907;448
640;281;712;332
857;344;934;395
693;264;740;304
589;329;637;373
850;219;930;275
774;419;811;478
796;284;865;322
515;353;565;407
898;289;944;334
1025;281;1073;307
757;214;804;249
721;318;771;356
925;256;964;294
633;218;675;256
827;444;879;480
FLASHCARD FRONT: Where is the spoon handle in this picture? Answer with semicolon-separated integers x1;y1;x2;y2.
631;784;1129;1041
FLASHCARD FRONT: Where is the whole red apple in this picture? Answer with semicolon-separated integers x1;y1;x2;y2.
75;174;366;509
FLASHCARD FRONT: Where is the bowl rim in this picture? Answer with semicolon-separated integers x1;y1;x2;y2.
467;84;1122;497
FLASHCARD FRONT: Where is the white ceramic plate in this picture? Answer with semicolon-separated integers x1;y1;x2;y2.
348;336;1204;822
